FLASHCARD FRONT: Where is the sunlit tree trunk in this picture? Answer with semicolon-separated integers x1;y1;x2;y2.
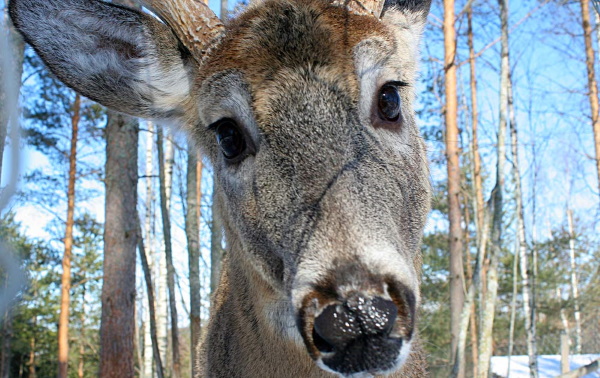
157;127;181;378
28;313;36;377
138;219;165;378
507;243;518;376
143;122;154;378
157;239;168;368
99;110;138;378
467;8;482;377
78;286;86;378
444;1;464;374
579;0;600;199
185;145;202;376
509;72;538;376
567;209;582;354
210;183;223;297
58;93;80;378
478;0;509;375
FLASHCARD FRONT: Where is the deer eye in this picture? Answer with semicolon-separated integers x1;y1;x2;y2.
377;83;401;122
215;119;246;160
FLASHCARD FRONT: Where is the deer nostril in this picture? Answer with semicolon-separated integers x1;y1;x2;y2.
312;296;398;354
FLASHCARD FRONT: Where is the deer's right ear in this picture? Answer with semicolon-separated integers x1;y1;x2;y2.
9;0;195;122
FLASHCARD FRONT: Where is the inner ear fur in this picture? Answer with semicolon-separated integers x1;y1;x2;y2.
9;0;195;121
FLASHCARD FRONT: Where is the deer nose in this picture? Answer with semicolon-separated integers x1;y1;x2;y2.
312;295;402;374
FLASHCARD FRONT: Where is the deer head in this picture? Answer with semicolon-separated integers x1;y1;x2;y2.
10;0;432;375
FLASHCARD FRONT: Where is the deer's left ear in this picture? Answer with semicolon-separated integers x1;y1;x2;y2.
9;0;196;123
380;0;431;35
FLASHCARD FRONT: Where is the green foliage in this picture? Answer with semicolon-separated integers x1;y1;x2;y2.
0;211;104;376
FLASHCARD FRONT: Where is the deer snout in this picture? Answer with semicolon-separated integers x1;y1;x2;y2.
296;266;417;376
312;295;402;374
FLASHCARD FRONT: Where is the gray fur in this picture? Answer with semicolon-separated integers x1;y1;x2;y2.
10;0;432;376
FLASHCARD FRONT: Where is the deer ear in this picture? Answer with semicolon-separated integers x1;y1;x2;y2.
380;0;431;34
9;0;195;122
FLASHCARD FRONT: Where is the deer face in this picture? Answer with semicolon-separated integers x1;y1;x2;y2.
10;0;431;375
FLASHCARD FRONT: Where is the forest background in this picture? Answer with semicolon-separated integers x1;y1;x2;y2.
0;0;599;377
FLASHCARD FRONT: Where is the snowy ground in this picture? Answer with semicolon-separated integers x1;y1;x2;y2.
491;355;600;377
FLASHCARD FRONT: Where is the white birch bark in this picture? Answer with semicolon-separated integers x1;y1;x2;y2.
478;0;509;374
507;241;518;377
509;73;538;377
143;121;155;378
165;134;174;209
567;209;582;354
156;127;168;369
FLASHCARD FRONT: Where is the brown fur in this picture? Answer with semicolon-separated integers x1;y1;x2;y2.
10;0;432;375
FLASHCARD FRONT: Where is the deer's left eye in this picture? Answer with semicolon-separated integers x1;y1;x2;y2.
377;84;401;122
215;119;246;160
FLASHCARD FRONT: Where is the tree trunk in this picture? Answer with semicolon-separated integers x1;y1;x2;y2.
0;10;25;180
567;209;582;354
478;0;509;375
0;308;11;378
578;0;600;200
28;315;36;378
58;93;80;378
143;122;155;378
210;183;223;297
444;0;464;373
451;208;490;378
220;0;228;20
509;73;538;376
78;286;86;378
156;127;181;378
185;145;202;376
467;9;481;377
507;241;518;376
157;241;168;368
99;110;138;378
138;220;165;378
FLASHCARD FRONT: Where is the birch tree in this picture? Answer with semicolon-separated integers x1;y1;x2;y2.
567;209;582;354
509;70;538;377
156;127;181;378
143;121;155;378
478;0;510;374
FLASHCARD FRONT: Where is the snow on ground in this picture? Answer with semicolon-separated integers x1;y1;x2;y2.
491;355;600;377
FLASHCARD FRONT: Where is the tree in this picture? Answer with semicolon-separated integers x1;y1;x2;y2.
509;68;537;376
185;145;202;376
156;126;181;378
57;93;80;378
577;0;600;199
210;183;223;297
443;1;465;373
99;110;138;377
478;0;510;375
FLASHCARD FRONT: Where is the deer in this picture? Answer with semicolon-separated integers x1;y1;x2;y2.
9;0;432;375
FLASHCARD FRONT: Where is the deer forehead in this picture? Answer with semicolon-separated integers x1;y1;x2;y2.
194;0;418;119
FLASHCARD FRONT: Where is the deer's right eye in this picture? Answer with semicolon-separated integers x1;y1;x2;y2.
214;119;247;161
